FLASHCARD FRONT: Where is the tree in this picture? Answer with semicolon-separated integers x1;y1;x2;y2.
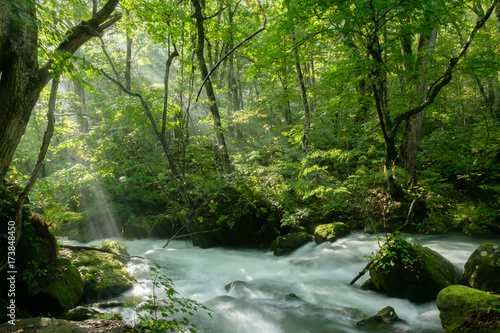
191;0;232;173
0;0;121;180
302;0;500;197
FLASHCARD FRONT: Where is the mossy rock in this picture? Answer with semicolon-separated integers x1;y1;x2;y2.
101;239;130;257
78;266;98;299
314;222;350;244
369;238;460;303
67;249;136;303
437;285;500;332
270;232;313;256
25;258;84;316
463;243;500;294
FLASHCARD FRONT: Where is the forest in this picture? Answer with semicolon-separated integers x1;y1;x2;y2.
1;0;500;332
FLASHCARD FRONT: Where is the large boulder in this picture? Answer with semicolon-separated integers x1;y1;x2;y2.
270;232;313;256
369;237;460;303
463;243;500;294
437;285;500;332
25;258;84;317
66;245;136;304
314;222;350;244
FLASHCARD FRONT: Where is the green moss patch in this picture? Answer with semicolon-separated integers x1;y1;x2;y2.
314;222;350;244
437;285;500;332
64;246;136;303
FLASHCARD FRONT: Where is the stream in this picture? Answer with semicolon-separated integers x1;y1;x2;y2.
76;232;499;332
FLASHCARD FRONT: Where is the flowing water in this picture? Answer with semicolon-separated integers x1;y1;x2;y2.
77;232;500;332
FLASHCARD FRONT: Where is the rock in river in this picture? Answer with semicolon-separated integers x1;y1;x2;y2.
463;242;500;294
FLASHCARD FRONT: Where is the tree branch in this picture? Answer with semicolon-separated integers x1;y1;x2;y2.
40;0;121;86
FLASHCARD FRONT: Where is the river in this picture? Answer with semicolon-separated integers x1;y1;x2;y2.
78;232;499;332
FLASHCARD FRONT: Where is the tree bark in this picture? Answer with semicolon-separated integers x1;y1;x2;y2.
0;0;42;180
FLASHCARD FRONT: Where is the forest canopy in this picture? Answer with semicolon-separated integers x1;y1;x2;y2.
1;0;500;248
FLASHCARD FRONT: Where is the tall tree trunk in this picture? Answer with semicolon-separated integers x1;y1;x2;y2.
227;0;240;139
293;42;311;155
191;0;231;173
125;10;132;91
399;27;438;178
73;50;90;134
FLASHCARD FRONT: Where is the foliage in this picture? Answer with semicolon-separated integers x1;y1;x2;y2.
132;264;211;333
369;233;422;278
5;0;500;254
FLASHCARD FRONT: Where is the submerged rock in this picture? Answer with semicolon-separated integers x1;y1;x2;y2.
369;238;460;303
225;280;256;298
314;222;350;244
357;306;406;329
463;243;500;294
437;285;500;332
270;232;313;256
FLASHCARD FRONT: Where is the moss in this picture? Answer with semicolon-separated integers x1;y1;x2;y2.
314;222;350;244
26;259;84;316
66;249;136;303
101;239;129;256
437;285;500;332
